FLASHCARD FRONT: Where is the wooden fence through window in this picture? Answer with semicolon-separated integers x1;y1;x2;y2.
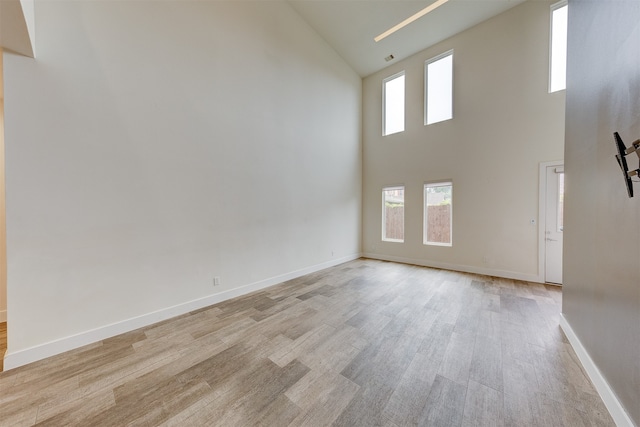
384;205;451;243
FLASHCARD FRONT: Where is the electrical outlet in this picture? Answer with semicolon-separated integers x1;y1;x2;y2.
213;276;221;286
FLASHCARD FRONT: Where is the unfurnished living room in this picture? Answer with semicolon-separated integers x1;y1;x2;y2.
0;0;638;426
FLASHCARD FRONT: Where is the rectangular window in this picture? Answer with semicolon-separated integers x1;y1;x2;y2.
550;1;568;92
383;72;405;136
382;186;404;242
424;182;452;246
425;51;453;125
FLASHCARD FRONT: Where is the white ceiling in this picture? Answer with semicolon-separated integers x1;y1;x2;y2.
288;0;527;77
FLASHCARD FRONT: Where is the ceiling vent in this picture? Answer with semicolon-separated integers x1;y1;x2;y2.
384;54;395;62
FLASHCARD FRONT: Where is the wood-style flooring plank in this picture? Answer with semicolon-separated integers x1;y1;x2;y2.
286;370;359;427
502;355;540;426
418;374;467;426
269;323;336;367
382;352;439;426
34;389;116;426
211;359;309;427
331;380;397;427
461;379;504;427
437;330;475;386
297;324;365;373
469;335;503;392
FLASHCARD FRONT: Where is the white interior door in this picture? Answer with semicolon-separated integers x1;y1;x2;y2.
545;165;564;284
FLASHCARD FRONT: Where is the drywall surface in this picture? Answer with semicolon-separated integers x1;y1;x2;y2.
4;1;361;358
362;0;565;279
563;0;640;424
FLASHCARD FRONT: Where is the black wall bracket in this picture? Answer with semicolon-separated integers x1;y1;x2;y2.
614;132;640;198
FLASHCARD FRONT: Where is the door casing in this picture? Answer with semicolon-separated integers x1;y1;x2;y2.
538;160;564;284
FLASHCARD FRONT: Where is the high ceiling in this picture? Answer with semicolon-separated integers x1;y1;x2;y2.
288;0;527;77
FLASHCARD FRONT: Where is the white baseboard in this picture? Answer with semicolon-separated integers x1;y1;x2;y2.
361;253;542;283
3;253;361;371
559;314;635;427
0;309;6;323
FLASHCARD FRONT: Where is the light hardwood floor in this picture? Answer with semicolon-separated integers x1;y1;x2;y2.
0;259;614;426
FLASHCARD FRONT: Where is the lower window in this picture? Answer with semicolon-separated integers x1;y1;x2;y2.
424;182;452;246
382;186;404;242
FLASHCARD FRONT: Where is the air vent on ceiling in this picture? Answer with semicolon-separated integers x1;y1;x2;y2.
384;54;395;62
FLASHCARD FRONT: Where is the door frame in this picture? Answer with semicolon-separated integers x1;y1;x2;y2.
0;49;5;322
538;160;564;283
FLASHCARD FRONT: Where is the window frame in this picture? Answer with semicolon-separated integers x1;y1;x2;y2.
423;181;453;247
382;185;405;243
382;71;406;136
424;50;454;126
549;0;568;93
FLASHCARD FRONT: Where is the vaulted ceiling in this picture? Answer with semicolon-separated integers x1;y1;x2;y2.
1;0;527;77
288;0;527;77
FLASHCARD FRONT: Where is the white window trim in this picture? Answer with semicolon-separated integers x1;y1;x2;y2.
423;181;453;246
382;185;405;243
424;50;454;126
549;0;568;93
382;71;406;136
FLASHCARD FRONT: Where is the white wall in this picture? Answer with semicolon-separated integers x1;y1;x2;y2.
563;0;640;424
362;1;565;280
3;0;361;366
